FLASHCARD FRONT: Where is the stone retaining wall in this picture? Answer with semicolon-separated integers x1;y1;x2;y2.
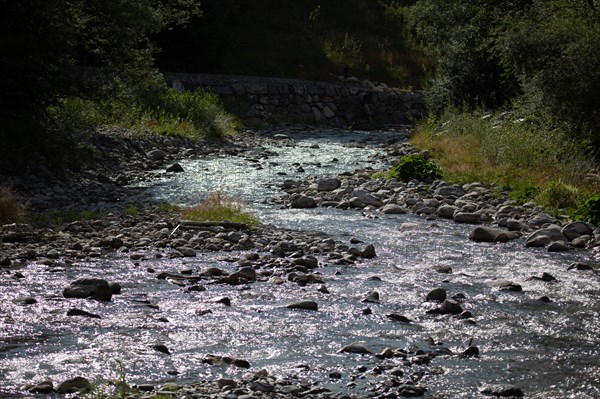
164;73;425;128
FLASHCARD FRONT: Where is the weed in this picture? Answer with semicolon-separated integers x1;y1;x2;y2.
0;186;27;224
182;191;260;228
388;154;442;182
124;204;138;217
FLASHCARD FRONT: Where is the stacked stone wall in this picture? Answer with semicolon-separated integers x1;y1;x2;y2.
165;73;425;127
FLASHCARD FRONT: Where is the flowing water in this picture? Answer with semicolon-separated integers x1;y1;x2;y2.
1;128;599;397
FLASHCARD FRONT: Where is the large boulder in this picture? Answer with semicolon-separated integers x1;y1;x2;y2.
63;278;112;301
290;195;317;208
352;189;383;207
454;212;481;224
525;228;568;248
561;221;594;241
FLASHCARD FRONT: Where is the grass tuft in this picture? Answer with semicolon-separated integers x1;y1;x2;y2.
182;191;260;228
0;186;27;224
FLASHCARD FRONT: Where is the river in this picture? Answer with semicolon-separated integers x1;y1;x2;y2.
1;128;599;398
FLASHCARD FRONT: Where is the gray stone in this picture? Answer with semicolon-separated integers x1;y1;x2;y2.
380;204;408;214
57;377;90;394
454;212;481;224
438;205;458;219
339;342;372;354
352;189;383;207
146;149;167;162
426;287;447;302
440;299;463;314
562;221;593;241
13;295;37;305
469;226;513;243
317;178;341;191
285;300;318;311
547;241;570;252
63;278;112;301
166;163;184;173
481;384;524;397
525;228;568;248
290;195;317;208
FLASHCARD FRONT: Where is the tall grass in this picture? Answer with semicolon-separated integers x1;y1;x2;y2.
412;109;598;211
51;88;240;142
182;191;260;228
0;186;27;224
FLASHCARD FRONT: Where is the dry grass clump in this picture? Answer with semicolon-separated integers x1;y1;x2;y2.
181;191;260;227
0;186;27;224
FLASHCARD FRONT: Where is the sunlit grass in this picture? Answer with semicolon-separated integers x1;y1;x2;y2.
411;110;599;212
181;191;260;228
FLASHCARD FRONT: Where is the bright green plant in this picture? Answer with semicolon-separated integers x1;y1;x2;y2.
576;195;600;226
388;154;442;182
124;205;138;217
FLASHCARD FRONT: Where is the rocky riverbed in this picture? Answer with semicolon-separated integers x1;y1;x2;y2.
1;126;599;398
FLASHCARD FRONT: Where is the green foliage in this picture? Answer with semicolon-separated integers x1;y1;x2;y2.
388;154;442;182
576;195;600;226
535;181;582;211
124;205;138;217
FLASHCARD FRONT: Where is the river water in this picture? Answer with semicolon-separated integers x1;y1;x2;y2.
1;128;599;397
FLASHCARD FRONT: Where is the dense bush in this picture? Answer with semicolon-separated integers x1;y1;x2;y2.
0;186;27;224
576;195;600;226
388;154;441;182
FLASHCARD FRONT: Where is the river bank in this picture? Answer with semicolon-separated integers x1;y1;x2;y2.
1;126;599;398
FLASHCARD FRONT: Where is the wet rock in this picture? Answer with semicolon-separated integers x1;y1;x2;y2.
439;299;463;314
146;149;167;162
290;195;317;208
492;280;523;292
461;346;480;357
339;342;372;354
438;204;458;219
386;313;411;323
362;291;380;303
57;376;90;394
109;281;122;294
426;287;446;302
469;226;513;243
361;243;376;258
214;296;231;306
67;308;101;319
203;354;250;368
526;272;556;282
433;265;453;274
398;383;427;396
481;384;524;397
561;221;593;241
166;162;184;173
63;278;112;301
12;295;37;305
27;380;54;394
285;300;318;311
152;344;171;355
567;262;594;271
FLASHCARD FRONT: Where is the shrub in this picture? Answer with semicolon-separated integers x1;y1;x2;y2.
535;181;581;210
182;191;260;228
0;186;27;224
388;154;442;182
576;195;600;226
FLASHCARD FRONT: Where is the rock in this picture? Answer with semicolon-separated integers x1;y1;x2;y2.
285;300;318;311
57;376;90;394
481;384;524;397
492;280;523;292
562;221;593;240
438;205;458;219
214;296;231;306
526;272;556;282
461;346;479;357
362;291;380;303
109;282;122;294
386;313;411;323
433;265;453;274
380;204;409;214
152;344;171;355
426;287;447;302
67;308;101;319
290;195;317;208
63;278;112;301
525;228;568;247
272;133;289;140
567;262;594;271
547;241;570;252
469;226;513;243
12;295;37;305
439;299;463;314
166;163;184;173
231;266;257;281
146;149;167;162
339;342;372;354
361;243;376;258
352;189;383;207
28;380;54;394
454;212;481;224
317;178;341;191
